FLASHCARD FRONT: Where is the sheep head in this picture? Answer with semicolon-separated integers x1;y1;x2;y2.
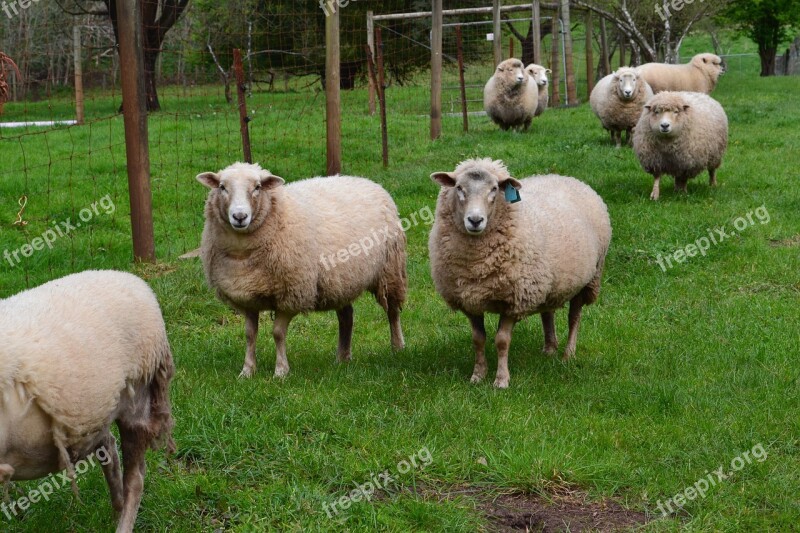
196;162;284;233
612;67;641;101
496;58;527;88
431;158;521;236
692;53;725;82
525;64;550;87
642;93;691;138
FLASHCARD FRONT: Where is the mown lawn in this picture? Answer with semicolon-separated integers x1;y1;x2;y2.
1;38;799;531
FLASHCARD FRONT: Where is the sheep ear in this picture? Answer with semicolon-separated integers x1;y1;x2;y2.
500;177;522;191
196;172;220;189
259;173;285;190
644;105;652;113
683;105;690;112
431;172;456;188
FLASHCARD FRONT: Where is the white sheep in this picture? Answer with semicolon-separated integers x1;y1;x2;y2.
590;66;654;148
428;159;612;388
632;91;728;200
0;270;175;533
484;58;538;131
196;162;407;379
525;63;550;117
638;53;725;94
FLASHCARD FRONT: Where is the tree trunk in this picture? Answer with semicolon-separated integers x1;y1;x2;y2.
143;49;161;111
759;46;777;76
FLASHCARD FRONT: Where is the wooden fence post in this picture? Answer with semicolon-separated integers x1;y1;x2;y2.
367;10;376;115
585;11;594;98
493;0;502;65
117;0;155;263
532;0;542;64
456;25;469;133
326;6;342;175
431;0;443;140
73;26;84;125
233;49;252;164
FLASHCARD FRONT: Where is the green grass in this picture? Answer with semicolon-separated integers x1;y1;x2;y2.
1;34;799;532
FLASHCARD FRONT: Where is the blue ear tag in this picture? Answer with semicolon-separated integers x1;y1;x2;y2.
504;183;521;203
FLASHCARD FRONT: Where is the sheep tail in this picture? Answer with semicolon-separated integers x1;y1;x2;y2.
147;341;176;454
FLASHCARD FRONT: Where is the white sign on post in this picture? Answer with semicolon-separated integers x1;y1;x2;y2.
486;33;495;41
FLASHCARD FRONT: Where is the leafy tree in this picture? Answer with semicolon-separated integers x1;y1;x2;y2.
723;0;800;75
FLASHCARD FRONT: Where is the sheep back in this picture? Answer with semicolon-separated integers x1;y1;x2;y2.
429;174;611;321
638;53;723;94
0;270;173;453
201;175;406;315
633;91;728;180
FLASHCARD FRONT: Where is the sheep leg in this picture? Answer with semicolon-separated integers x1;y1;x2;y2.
115;425;148;533
272;311;295;378
98;433;124;514
336;305;354;363
613;130;622;149
240;310;259;378
494;315;516;389
674;176;689;193
626;128;633;147
564;294;585;360
0;464;14;502
387;299;405;351
541;311;558;355
650;174;661;201
467;313;487;384
709;168;717;187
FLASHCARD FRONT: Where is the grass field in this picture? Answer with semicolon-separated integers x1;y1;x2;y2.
1;34;800;532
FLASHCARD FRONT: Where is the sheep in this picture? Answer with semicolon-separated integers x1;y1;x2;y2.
632;91;728;200
0;270;175;533
196;162;407;379
589;66;654;148
484;58;538;131
638;53;725;94
428;159;611;388
525;63;550;117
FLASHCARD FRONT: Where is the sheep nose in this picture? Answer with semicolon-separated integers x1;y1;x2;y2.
516;75;524;82
624;90;632;97
232;212;249;223
467;215;485;228
660;123;670;132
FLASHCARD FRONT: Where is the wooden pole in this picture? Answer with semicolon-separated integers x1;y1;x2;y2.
585;11;594;98
599;17;610;77
509;37;514;59
233;49;252;164
619;31;626;67
492;0;502;66
375;30;388;166
560;0;577;105
73;26;84;125
430;0;443;140
326;6;342;175
116;0;155;263
367;10;376;115
532;0;542;64
455;25;469;133
550;7;561;107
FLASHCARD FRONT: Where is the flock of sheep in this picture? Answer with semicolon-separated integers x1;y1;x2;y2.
485;53;728;199
1;51;729;531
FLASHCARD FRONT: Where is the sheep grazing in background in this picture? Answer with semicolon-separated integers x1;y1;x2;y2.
525;63;550;117
428;159;611;388
197;162;407;379
0;270;175;533
638;53;725;94
484;58;538;131
633;91;728;200
590;66;654;148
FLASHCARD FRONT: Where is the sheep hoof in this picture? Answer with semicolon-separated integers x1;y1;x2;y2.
493;377;509;389
273;367;289;379
337;352;352;363
542;345;558;356
650;190;660;201
470;373;485;384
238;366;255;379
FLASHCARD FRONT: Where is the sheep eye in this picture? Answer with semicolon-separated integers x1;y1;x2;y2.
254;184;261;191
218;184;226;192
491;186;498;192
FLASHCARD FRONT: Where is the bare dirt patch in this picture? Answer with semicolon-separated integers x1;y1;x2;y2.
769;235;800;247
